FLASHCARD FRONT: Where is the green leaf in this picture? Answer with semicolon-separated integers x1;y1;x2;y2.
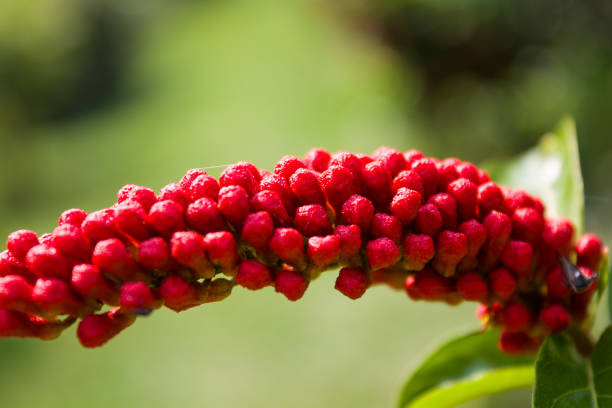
484;117;584;235
398;330;535;408
532;326;612;408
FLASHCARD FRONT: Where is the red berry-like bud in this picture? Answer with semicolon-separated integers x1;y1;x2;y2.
26;245;72;280
113;200;151;241
478;169;491;185
304;148;331;172
335;267;368;299
512;207;544;244
0;275;35;314
501;241;533;281
204;231;239;275
294;204;332;237
186;197;227;234
366;237;401;270
457;220;486;271
456;271;488;302
274;155;306;181
32;277;88;317
499;331;540;354
71;264;119;305
334;224;362;259
0;309;36;339
170;231;213;279
58;208;88;227
81;209;117;243
259;174;297;216
158;182;189;209
402;234;434;270
436;158;460;191
269;228;306;267
502;302;532;332
274;269;307;301
92;239;145;282
576;233;603;271
51;224;91;261
138;237;170;270
374;147;407;177
392;170;424;196
120;281;161;314
482;211;512;268
321;165;359;212
371;213;402;243
477;182;505;215
415;203;443;236
180;169;207;191
545;267;571;300
356;153;373;167
540;304;571;332
489;267;516;300
7;230;39;261
447;178;478;221
330;151;363;182
542;217;574;252
217;185;250;228
410;158;439;198
241;211;274;251
160;275;206;312
250;190;292;226
404;149;424;166
362;161;393;209
187;174;220;202
117;185;157;212
432;231;468;277
503;188;535;214
0;251;29;278
220;163;259;196
427;193;458;230
307;235;340;267
289;169;326;206
147;199;185;238
390;188;422;225
341;195;374;232
456;162;479;184
407;268;455;300
236;260;272;290
77;308;136;348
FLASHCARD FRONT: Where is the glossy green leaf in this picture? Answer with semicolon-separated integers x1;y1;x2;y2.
398;330;535;408
532;326;612;408
484;117;584;235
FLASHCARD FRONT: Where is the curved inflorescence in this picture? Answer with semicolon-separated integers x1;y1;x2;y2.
0;147;606;352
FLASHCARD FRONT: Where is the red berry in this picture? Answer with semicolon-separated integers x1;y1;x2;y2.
259;174;297;216
187;174;220;202
307;235;340;267
170;231;213;279
157;182;189;209
268;228;306;267
7;230;40;260
407;268;455;301
138;237;170;270
117;185;157;212
241;211;274;251
71;264;119;305
512;207;544;244
489;267;516;300
0;275;35;314
250;190;292;226
51;224;91;261
220;163;259;196
415;203;443;236
436;158;460;191
321;165;359;213
410;158;439;198
77;308;136;348
503;188;535;214
274;269;307;301
456;271;488;302
334;224;362;259
120;281;161;314
235;260;272;290
477;182;505;215
402;234;434;271
501;241;533;281
204;231;239;275
81;209;117;243
179;169;207;191
576;233;603;270
546;267;571;300
160;275;206;312
427;193;458;230
432;231;468;277
456;162;479;184
366;237;401;270
502;302;532;332
0;251;30;278
113;200;152;241
147;200;185;238
540;304;571;332
304;148;331;172
58;209;88;227
392;170;424;196
482;211;512;268
542;217;574;252
457;220;486;271
341;195;374;232
404;149;424;166
26;245;72;280
294;204;332;237
374;147;407;177
335;267;368;299
499;331;540;354
447;178;478;221
371;213;402;243
32;277;88;318
289;169;326;206
186;197;227;234
91;239;145;282
217;185;250;228
390;188;422;225
362;161;393;209
330;151;363;183
274;155;306;181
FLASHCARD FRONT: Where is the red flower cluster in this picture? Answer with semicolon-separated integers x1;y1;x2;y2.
0;147;606;352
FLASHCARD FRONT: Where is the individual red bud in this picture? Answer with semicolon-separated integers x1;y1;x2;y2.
335;267;368;299
77;308;136;348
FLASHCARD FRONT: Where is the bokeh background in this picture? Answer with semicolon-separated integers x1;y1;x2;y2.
0;0;610;406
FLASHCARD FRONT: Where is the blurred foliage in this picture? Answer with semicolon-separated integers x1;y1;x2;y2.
0;0;610;407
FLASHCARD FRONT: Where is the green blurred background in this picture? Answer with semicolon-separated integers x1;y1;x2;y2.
0;0;609;406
